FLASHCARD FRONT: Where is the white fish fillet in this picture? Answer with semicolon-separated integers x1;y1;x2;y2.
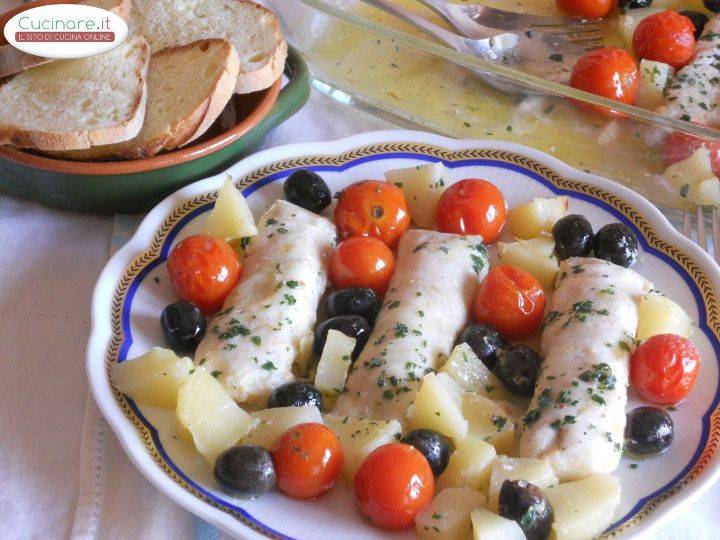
661;15;720;127
334;229;488;422
194;200;336;406
518;257;652;481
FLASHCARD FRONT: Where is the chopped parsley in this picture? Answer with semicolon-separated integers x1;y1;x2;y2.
261;361;277;371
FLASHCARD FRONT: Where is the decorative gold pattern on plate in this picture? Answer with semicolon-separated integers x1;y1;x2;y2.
103;142;720;539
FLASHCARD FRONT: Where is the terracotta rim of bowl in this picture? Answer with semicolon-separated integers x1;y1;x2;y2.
0;78;281;176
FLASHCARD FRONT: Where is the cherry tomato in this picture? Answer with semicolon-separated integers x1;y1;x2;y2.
167;234;241;315
354;443;434;529
271;423;344;499
630;334;701;405
472;265;546;339
570;48;639;118
633;11;695;69
436;179;507;242
663;131;720;177
329;236;395;295
335;180;410;246
556;0;612;18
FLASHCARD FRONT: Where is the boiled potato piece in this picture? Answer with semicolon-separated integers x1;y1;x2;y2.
114;347;194;408
315;329;355;400
507;196;568;239
324;414;402;479
471;508;526;540
441;343;512;400
176;369;257;463
241;405;323;450
619;7;665;45
637;292;694;341
205;175;258;240
437;435;496;494
636;60;674;109
545;474;621;540
488;456;558;512
384;162;448;228
498;236;558;289
407;372;468;440
664;147;720;206
462;393;515;455
416;487;486;539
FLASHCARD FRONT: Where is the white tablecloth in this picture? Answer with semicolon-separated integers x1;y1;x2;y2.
0;5;717;537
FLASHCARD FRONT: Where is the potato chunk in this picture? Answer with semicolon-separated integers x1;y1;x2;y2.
498;236;558;289
416;487;486;539
324;414;402;479
636;60;674;109
205;175;258;240
407;372;468;440
507;196;568;239
241;405;323;450
637;292;694;341
664;147;720;206
462;393;515;455
315;329;355;400
437;435;496;494
384;162;448;228
114;347;194;408
441;343;511;400
471;508;525;540
545;474;621;540
176;369;257;463
488;456;558;512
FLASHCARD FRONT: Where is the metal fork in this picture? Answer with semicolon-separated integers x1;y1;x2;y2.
682;207;720;264
416;0;605;51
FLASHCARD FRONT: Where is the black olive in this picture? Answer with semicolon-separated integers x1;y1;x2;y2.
494;344;542;397
704;0;720;14
625;406;674;455
401;429;454;477
267;382;324;409
283;169;332;214
160;301;206;352
593;223;639;267
325;288;381;323
459;324;506;371
552;214;594;261
499;480;554;540
619;0;653;12
314;315;370;359
214;445;276;498
680;10;709;39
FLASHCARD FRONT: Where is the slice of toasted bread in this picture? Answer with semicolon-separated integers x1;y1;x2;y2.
0;0;132;78
131;0;287;94
0;35;149;151
52;38;240;160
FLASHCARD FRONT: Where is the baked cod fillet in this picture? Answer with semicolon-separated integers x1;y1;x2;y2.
334;229;488;422
195;200;336;406
518;257;653;481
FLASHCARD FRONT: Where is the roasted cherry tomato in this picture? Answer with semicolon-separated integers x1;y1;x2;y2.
271;423;343;499
472;265;546;339
633;11;696;69
335;180;410;246
354;443;434;529
630;334;701;405
663;131;720;177
570;48;639;118
436;179;507;242
556;0;612;18
329;236;395;295
167;234;241;314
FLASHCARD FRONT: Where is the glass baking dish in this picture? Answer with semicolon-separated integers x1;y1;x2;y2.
271;0;720;212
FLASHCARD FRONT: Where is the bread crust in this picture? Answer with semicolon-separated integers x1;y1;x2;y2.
0;35;149;151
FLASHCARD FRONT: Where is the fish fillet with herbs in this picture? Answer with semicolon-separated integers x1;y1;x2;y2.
518;257;653;481
194;200;336;407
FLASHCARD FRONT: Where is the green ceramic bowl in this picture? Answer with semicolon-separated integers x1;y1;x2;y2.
0;47;310;214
